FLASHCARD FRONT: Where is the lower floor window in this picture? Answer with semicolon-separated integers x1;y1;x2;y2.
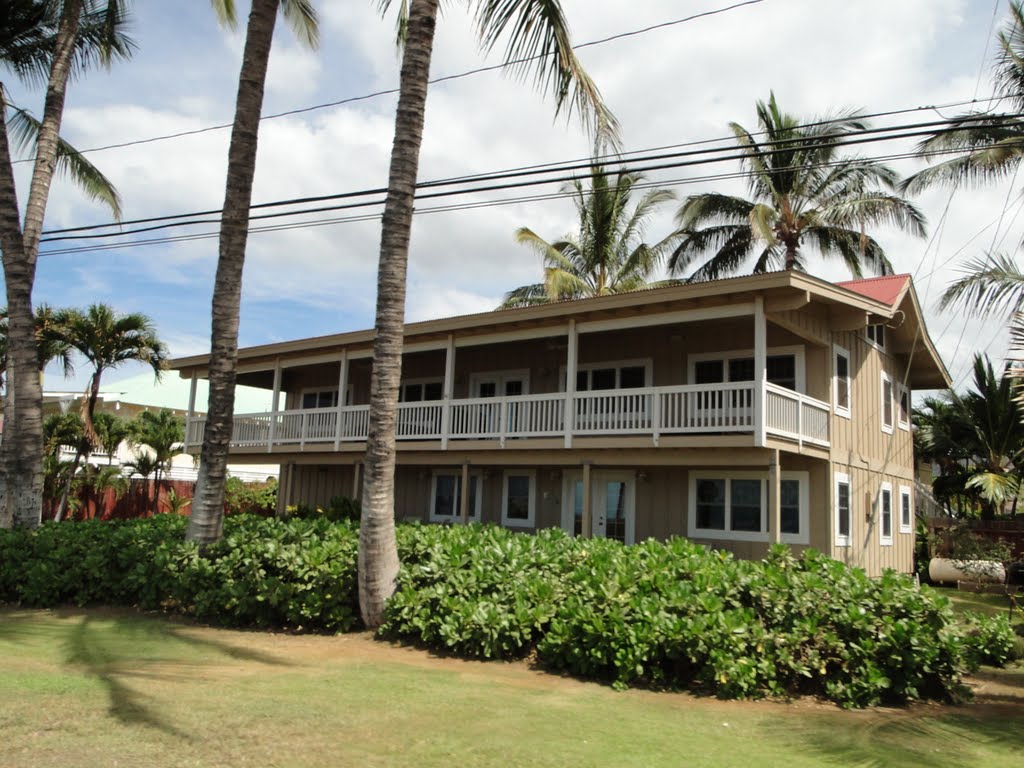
502;471;535;527
430;472;481;522
689;472;808;544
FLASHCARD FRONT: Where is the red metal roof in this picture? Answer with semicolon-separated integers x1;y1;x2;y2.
835;274;910;307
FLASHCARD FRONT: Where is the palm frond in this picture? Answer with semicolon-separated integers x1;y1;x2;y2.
815;193;927;238
675;192;755;229
281;0;320;48
939;252;1024;317
498;282;547;309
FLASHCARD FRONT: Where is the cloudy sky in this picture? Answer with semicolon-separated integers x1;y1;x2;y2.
6;0;1019;396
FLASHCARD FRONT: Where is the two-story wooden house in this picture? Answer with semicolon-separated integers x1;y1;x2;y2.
171;270;949;576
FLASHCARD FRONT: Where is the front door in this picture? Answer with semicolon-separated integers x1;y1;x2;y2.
561;470;636;544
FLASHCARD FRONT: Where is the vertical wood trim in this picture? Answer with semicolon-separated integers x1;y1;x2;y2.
582;461;592;538
334;350;348;450
754;297;766;447
768;448;781;544
564;319;577;448
268;357;282;453
459;461;470;524
441;334;454;449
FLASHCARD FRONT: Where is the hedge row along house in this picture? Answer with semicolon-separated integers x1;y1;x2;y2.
171;271;949;576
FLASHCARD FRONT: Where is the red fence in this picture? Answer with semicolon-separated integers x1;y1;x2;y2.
46;479;196;521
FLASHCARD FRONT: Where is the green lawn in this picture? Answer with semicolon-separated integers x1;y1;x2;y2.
1;608;1022;768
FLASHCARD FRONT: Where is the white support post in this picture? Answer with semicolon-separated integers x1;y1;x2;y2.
334;350;348;450
268;358;282;453
564;319;578;448
651;391;661;447
184;372;198;451
460;461;470;525
768;448;781;545
441;335;455;449
754;297;766;447
581;461;592;538
352;461;362;501
499;399;508;448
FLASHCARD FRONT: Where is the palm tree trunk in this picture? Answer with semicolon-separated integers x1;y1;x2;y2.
0;1;82;528
52;444;84;523
0;85;45;528
359;0;439;628
152;464;161;516
187;0;280;546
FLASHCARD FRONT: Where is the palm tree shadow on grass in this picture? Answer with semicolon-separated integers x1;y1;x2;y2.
60;611;291;735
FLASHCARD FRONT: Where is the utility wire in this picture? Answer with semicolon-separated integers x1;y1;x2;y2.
39;110;1024;243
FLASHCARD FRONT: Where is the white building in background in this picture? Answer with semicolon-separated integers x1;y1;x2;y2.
43;371;279;483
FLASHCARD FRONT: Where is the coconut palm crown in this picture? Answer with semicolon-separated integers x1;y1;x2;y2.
500;165;677;308
668;93;926;283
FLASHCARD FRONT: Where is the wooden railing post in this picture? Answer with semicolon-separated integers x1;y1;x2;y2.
268;358;282;453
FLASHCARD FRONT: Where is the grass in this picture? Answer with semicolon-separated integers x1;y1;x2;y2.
1;608;1022;768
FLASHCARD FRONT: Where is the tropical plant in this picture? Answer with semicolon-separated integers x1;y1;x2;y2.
187;0;319;548
74;462;127;519
668;93;926;282
359;0;619;628
914;354;1024;518
500;165;677;308
0;303;74;390
90;411;129;463
129;408;184;516
162;487;192;516
0;0;130;529
902;3;1024;322
49;304;167;521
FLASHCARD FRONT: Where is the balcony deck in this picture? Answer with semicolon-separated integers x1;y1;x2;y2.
186;382;830;454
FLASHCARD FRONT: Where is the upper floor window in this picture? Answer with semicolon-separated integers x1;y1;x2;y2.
866;324;886;350
690;347;805;393
880;372;894;434
400;379;443;402
898;385;910;430
564;359;651;391
834;345;851;418
301;389;339;409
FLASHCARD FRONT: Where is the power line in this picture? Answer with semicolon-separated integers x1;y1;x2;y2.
38;111;1024;245
12;0;767;166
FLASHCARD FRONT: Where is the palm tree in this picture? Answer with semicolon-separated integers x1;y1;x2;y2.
668;93;926;282
914;354;1024;519
187;0;318;548
500;165;677;308
0;0;130;529
0;303;74;389
358;0;619;628
50;304;167;522
129;408;184;516
90;411;129;464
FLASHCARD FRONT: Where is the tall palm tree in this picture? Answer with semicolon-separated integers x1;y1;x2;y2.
0;0;130;529
500;165;677;308
50;304;167;521
0;303;74;389
914;354;1024;519
90;410;129;464
669;93;926;282
358;0;619;627
187;0;318;548
129;408;184;516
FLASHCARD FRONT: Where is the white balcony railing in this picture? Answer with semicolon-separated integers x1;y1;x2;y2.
185;381;831;452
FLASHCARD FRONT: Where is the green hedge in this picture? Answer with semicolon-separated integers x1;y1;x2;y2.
0;517;1014;707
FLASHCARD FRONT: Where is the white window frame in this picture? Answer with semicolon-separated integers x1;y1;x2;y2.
897;384;910;431
687;470;809;545
429;470;482;523
559;358;653;391
688;345;807;393
835;471;852;547
879;482;893;546
865;324;886;351
833;344;851;419
501;470;536;528
399;377;444;403
899;485;913;534
469;369;531;398
299;387;340;410
880;371;894;434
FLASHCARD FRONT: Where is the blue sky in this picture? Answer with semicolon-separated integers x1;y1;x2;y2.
4;0;1016;398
